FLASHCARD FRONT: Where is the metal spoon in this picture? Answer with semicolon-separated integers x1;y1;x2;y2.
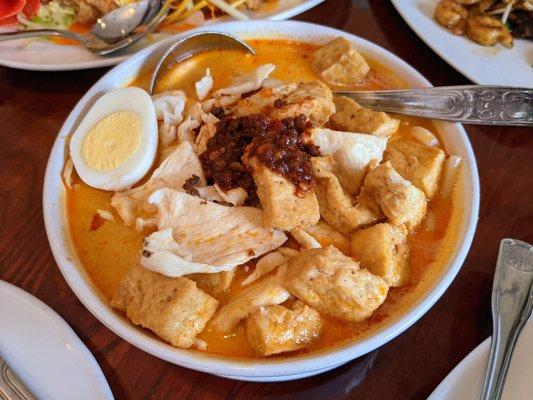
149;31;255;94
336;86;532;126
480;238;533;400
0;0;169;55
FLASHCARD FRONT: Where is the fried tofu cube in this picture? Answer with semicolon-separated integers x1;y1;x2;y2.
351;223;409;287
234;81;335;126
362;162;427;231
330;96;400;137
245;300;322;356
384;138;446;198
247;157;320;230
274;81;335;125
111;264;218;348
189;270;236;298
312;37;370;86
302;219;351;255
284;246;388;322
311;156;383;235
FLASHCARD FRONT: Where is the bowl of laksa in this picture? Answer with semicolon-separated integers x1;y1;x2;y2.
44;21;479;381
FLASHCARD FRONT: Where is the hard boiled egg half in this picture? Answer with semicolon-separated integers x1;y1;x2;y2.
70;87;158;191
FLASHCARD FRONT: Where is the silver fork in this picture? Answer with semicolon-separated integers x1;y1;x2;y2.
336;86;533;126
0;357;36;400
480;238;533;400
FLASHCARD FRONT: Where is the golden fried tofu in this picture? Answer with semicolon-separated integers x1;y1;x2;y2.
189;270;236;299
233;81;335;126
111;264;218;348
384;138;446;198
312;37;370;86
351;223;409;287
284;246;388;322
245;300;322;356
311;156;383;235
330;96;400;137
362;162;427;231
302;219;351;255
247;157;320;230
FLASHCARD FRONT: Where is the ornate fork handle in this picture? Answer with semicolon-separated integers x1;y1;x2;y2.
481;238;533;400
337;86;532;126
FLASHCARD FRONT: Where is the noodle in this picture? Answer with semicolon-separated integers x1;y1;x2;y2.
63;158;74;189
163;0;253;26
440;155;462;198
408;126;439;147
206;0;249;20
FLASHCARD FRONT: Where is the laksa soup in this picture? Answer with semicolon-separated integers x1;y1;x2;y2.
65;37;462;358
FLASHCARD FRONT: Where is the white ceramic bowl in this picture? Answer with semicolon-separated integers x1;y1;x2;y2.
43;21;480;382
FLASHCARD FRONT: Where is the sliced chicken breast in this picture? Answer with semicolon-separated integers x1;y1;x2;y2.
140;188;287;276
304;127;387;195
111;141;204;226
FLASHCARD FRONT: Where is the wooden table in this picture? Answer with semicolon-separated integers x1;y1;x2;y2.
1;1;531;398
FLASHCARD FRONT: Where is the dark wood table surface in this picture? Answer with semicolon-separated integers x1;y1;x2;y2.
1;1;532;399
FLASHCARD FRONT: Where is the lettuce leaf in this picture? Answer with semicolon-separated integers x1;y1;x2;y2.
20;0;75;30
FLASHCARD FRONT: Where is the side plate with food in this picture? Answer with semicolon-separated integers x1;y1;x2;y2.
0;0;325;71
44;20;479;381
391;0;532;86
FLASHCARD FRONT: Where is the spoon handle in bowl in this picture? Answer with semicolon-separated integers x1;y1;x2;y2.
480;238;533;400
336;86;533;126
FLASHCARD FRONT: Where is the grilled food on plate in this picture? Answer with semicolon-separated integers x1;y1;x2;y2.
434;0;532;48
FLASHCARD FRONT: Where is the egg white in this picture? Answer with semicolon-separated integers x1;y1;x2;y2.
69;87;158;191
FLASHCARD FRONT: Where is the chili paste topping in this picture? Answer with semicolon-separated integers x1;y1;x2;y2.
199;114;320;199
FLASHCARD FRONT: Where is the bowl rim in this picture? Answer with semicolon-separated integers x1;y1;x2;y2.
43;20;480;380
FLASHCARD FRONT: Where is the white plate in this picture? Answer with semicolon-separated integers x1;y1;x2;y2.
43;20;479;381
0;280;113;400
391;0;533;87
429;321;533;400
0;0;324;71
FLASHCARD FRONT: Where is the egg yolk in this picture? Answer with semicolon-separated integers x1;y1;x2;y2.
82;111;141;171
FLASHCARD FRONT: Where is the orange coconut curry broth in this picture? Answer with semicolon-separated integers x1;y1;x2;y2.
67;39;456;359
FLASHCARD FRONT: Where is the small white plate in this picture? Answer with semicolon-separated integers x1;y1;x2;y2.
391;0;533;87
0;280;113;400
0;0;324;71
429;321;533;400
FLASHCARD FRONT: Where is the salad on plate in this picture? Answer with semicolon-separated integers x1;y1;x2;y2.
0;0;277;41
